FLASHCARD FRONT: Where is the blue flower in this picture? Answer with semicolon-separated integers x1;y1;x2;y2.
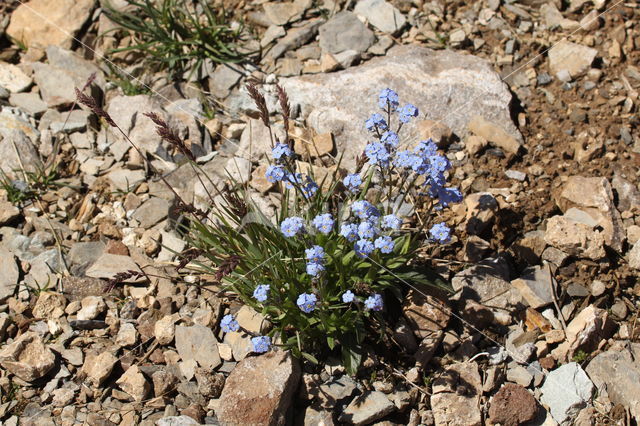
429;154;451;174
399;104;419;123
265;165;286;183
364;142;390;166
340;223;359;242
374;236;394;254
429;222;451;244
306;262;325;277
437;187;463;207
284;172;302;190
415;139;437;158
354;239;374;258
272;143;293;161
312;213;334;234
299;175;319;199
253;284;270;302
351;200;380;220
394;150;417;168
378;88;399;110
357;221;376;239
297;293;317;313
365;113;387;131
343;174;362;193
364;293;383;311
220;314;239;333
305;245;325;263
380;131;399;148
251;335;271;353
381;214;401;230
342;290;356;303
281;216;305;237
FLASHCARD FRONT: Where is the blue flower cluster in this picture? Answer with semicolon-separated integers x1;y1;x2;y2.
220;314;239;333
253;284;270;302
251;335;271;353
305;245;325;277
297;293;317;313
340;201;400;258
264;142;319;199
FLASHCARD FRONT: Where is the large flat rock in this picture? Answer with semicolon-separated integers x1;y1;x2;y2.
278;45;522;166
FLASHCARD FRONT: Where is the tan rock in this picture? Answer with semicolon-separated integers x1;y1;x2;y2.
548;41;597;79
32;292;67;319
468;115;522;155
83;351;118;387
554;176;624;252
250;164;275;193
431;362;482;426
217;351;301;425
0;62;32;93
417;120;453;147
464;192;499;235
544;215;606;260
7;0;95;50
116;322;139;347
117;365;150;402
402;289;450;340
76;296;106;321
0;331;56;381
154;314;178;345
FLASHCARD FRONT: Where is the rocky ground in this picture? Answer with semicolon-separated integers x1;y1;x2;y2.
0;0;639;425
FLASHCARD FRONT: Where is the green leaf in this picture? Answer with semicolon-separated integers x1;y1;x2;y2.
341;333;362;376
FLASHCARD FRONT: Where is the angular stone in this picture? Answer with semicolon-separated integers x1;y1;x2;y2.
175;324;221;370
106;95;166;155
263;1;306;26
319;11;375;55
0;246;19;302
116;322;139;347
76;295;107;321
452;257;521;310
402;288;450;340
264;19;322;61
117;365;150;402
0;129;41;179
559;306;614;360
0;62;32;93
208;64;243;99
154;314;178;345
85;253;143;281
338;390;395;425
489;384;538;426
464;192;498;235
544;215;606;260
83;351;118;387
7;0;95;50
468;115;523;155
132;197;170;228
629;241;640;270
225;156;252;184
431;361;482;426
9;92;48;116
0;331;56;381
586;344;640;420
317;375;358;407
555;176;624;252
548;41;597;79
217;351;301;425
511;265;554;309
280;45;521;168
540;362;593;424
32;292;67;319
354;0;406;34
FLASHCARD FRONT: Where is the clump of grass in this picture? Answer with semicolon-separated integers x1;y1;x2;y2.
103;0;250;79
105;62;151;96
0;165;63;205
